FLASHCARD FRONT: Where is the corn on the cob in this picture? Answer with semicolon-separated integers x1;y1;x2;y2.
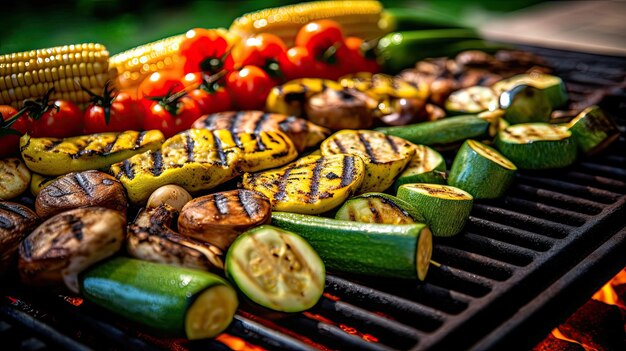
230;1;389;46
0;43;109;110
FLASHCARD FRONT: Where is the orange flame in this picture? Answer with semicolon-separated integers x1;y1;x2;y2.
592;269;626;308
216;334;266;351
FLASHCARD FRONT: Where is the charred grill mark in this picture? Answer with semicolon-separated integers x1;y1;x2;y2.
230;111;244;133
21;237;32;258
278;115;294;133
73;172;94;198
151;151;164;176
266;132;278;144
275;166;295;201
368;199;383;223
255;134;267;151
238;190;259;219
0;203;30;218
185;131;195;162
333;138;347;153
232;132;243;149
74;148;98;159
254;113;271;134
213;193;229;215
377;195;411;218
308;157;324;203
44;140;63;151
0;216;13;229
340;156;355;188
212;131;227;166
358;132;377;163
103;134;120;154
135;131;147;149
385;135;400;153
69;216;84;241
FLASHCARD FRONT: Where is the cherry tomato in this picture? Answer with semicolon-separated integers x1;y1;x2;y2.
226;66;275;110
189;86;232;115
30;100;83;138
179;28;229;74
143;94;201;138
342;37;379;74
232;34;287;79
138;72;200;108
84;88;143;134
295;20;344;58
0;105;30;157
278;46;320;81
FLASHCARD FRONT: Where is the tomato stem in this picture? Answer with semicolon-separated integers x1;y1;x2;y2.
77;80;117;125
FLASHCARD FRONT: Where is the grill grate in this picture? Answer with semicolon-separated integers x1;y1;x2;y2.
2;46;626;351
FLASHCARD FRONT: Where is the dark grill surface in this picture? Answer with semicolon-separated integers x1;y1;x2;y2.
2;46;626;351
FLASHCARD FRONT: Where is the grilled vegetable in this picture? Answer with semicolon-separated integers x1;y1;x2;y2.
111;129;297;204
147;185;193;211
335;192;424;224
229;0;387;46
499;85;551;124
375;115;490;147
20;130;165;176
35;170;127;218
320;129;415;193
29;173;58;197
271;212;432;280
448;140;517;199
445;86;499;115
81;257;237;339
242;154;365;215
0;43;109;109
305;88;375;130
0;158;31;200
397;184;473;237
339;73;429;101
492;73;568;108
127;204;224;272
567;105;620;155
19;207;126;293
382;8;467;31
225;225;325;312
392;144;446;191
0;202;39;274
496;123;577;169
265;78;342;117
192;110;331;152
179;190;272;251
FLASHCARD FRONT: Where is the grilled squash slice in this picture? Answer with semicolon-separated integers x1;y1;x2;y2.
192;111;331;152
266;78;343;117
242;154;365;215
20;130;165;176
0;158;31;200
111;129;297;204
321;130;415;193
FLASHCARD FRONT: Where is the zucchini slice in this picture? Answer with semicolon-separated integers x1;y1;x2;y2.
397;183;473;237
320;129;415;193
392;144;446;191
225;225;325;313
80;257;237;339
567;105;620;155
492;73;568;108
495;123;578;169
335;192;424;224
242;154;365;215
448;140;517;199
499;85;551;124
271;212;432;281
445;86;499;115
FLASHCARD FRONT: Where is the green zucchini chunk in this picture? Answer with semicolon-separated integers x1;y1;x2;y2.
375;115;490;146
335;192;424;224
397;183;473;237
448;140;517;199
80;257;237;340
225;225;325;313
445;86;499;115
567;105;620;155
499;85;551;124
271;212;432;281
392;144;446;191
492;73;568;108
495;123;578;169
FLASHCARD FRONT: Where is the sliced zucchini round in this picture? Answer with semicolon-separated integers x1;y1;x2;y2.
499;84;551;124
448;140;517;199
225;225;325;313
392;144;446;191
492;73;568;108
445;86;499;115
495;123;578;169
335;192;424;224
397;183;473;237
567;105;620;155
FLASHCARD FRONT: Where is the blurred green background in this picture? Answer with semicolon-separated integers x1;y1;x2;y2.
0;0;542;55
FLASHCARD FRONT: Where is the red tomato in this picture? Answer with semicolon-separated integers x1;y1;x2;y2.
279;46;320;81
143;95;201;137
189;86;232;115
30;100;83;138
179;28;229;74
232;34;287;78
138;72;200;108
295;20;344;58
0;105;30;157
84;91;143;134
342;36;379;74
226;66;275;110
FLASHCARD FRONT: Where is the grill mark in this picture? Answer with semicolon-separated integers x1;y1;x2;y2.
275;166;295;201
340;156;355;188
278;116;294;133
44;140;63;151
213;193;229;215
212;131;227;166
385;135;400;153
255;134;267;151
358;132;377;163
122;159;135;180
308;157;324;203
21;237;32;258
0;216;13;229
103;134;121;154
333;138;347;153
74;148;97;158
254;113;270;134
0;203;30;218
206;113;223;129
151;151;164;176
69;216;84;241
73;172;94;198
238;190;259;219
135;131;146;149
376;195;411;218
230;111;245;133
232;132;243;149
368;199;383;223
266;132;278;144
185;131;195;162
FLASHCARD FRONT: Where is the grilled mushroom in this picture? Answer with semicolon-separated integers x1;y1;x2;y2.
0;202;39;274
127;204;224;271
178;189;271;250
35;170;127;218
305;88;375;130
18;207;126;293
0;158;31;200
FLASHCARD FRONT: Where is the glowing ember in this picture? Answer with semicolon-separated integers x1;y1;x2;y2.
216;334;266;351
551;328;589;350
592;269;626;309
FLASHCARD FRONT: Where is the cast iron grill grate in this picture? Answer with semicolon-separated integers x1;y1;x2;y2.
2;46;625;351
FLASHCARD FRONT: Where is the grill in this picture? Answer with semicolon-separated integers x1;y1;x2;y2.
2;45;626;351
